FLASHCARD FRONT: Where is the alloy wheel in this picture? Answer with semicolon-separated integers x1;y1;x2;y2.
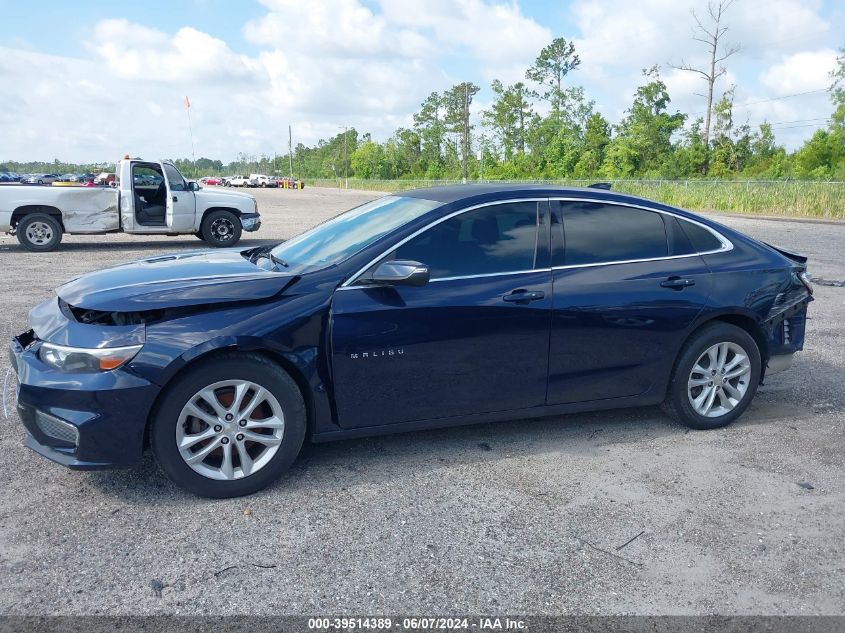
687;341;752;418
176;379;285;480
210;217;234;241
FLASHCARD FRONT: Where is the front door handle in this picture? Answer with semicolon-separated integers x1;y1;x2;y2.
503;289;545;303
660;277;695;289
172;195;178;202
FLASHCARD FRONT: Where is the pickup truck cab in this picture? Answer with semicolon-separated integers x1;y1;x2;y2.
0;158;261;252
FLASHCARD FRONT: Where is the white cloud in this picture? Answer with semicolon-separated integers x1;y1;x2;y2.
0;0;841;162
759;49;838;95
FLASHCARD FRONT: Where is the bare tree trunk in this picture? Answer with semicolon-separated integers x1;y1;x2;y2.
670;0;740;149
462;83;469;183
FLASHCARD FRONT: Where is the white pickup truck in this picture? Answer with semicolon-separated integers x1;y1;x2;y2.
0;157;262;252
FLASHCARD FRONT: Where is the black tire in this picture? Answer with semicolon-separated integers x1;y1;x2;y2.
150;353;306;498
662;322;761;430
16;213;63;252
201;209;242;247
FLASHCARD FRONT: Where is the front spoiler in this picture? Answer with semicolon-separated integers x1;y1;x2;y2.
24;433;117;470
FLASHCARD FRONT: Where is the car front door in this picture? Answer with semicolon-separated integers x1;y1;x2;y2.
162;163;196;231
330;199;552;429
546;200;715;405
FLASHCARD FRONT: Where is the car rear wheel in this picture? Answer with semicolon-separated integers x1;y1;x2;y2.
16;213;63;252
662;322;761;430
150;353;306;497
201;209;242;248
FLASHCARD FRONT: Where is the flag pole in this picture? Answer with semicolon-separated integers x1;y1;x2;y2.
184;95;196;176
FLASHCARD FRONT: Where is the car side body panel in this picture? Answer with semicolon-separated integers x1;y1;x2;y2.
10;185;812;471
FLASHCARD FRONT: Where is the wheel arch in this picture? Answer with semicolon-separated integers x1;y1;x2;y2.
673;310;770;389
201;206;242;224
143;344;316;450
11;205;66;231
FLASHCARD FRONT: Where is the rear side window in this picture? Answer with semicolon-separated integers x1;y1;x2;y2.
391;201;539;279
677;218;723;253
560;202;667;265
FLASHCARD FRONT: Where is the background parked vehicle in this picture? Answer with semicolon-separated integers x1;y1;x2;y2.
227;175;250;187
0;157;261;251
25;174;59;185
249;174;271;187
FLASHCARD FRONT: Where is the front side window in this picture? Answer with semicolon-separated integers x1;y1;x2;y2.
163;164;186;191
270;196;441;274
388;201;539;279
560;202;668;266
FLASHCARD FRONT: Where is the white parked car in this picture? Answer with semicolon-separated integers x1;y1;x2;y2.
0;158;261;251
226;175;250;187
249;174;271;187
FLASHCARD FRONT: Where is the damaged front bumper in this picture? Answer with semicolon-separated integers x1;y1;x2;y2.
6;299;161;470
240;212;262;232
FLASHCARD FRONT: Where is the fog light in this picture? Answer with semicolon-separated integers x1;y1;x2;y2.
34;410;79;446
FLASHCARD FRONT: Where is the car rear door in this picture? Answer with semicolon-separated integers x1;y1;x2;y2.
330;199;552;429
546;199;714;405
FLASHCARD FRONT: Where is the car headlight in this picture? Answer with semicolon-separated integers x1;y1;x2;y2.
39;342;142;373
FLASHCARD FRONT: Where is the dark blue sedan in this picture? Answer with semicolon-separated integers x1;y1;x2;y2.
7;185;813;497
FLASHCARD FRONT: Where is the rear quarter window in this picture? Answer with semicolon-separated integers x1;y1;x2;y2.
678;218;724;253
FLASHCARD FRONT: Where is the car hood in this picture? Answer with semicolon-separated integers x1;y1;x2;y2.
197;187;255;204
57;249;296;312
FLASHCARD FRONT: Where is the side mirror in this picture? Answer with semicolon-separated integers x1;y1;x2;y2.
372;260;429;287
188;181;200;191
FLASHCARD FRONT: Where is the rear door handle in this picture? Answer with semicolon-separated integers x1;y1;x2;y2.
172;195;178;202
503;289;545;303
660;277;695;289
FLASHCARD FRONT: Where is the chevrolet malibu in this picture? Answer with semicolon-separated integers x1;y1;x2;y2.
7;185;813;497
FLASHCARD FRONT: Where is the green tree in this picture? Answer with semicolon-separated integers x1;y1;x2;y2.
601;66;685;177
442;82;481;181
413;92;446;176
484;80;533;159
525;37;581;124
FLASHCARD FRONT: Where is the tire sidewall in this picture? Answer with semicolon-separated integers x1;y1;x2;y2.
201;210;242;248
150;356;306;498
17;214;63;252
669;323;761;430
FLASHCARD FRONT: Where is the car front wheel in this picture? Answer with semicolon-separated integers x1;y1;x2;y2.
662;322;761;430
201;209;242;247
150;353;306;497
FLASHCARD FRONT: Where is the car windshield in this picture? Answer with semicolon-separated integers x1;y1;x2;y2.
269;195;440;273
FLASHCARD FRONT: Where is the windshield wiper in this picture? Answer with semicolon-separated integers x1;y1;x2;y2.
250;251;289;269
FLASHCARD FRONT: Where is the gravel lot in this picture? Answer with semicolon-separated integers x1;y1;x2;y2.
0;186;843;615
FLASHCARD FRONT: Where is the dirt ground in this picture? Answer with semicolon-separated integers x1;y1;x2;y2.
0;186;842;615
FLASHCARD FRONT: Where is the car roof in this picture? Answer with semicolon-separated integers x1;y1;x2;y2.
399;183;666;208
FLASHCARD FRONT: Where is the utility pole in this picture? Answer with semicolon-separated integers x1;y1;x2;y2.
288;125;294;180
343;126;348;189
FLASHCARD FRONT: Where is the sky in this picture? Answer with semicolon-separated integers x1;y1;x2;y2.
0;0;842;164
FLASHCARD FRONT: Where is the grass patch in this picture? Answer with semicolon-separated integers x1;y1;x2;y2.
308;179;845;219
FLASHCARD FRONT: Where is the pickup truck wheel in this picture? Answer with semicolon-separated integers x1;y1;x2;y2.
16;214;63;252
150;353;306;498
662;323;761;430
201;210;242;248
